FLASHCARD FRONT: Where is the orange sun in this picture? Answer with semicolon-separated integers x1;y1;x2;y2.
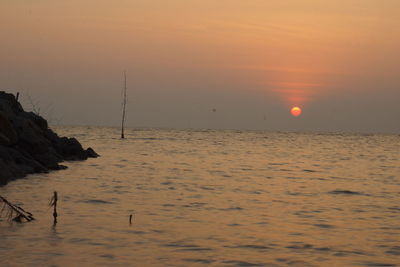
290;106;302;117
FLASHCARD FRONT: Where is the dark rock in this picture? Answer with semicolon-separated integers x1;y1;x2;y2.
0;91;98;186
86;147;99;158
60;137;86;160
0;133;11;146
34;149;63;170
0;91;24;116
20;111;48;131
0;112;18;145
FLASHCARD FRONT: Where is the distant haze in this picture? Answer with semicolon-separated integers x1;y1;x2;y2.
1;1;399;133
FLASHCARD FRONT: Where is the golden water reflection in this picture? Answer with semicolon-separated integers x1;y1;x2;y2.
0;127;399;266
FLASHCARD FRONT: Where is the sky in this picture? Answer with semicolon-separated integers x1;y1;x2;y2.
1;0;399;133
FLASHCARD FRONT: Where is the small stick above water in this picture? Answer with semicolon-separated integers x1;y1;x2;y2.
129;214;133;225
49;191;58;225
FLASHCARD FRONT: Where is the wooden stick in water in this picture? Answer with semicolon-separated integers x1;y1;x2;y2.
49;191;58;225
121;70;127;139
0;195;34;222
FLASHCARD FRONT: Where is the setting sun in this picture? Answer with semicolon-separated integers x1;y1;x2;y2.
291;106;302;117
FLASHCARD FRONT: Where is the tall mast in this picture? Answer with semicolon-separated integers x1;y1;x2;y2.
121;70;127;139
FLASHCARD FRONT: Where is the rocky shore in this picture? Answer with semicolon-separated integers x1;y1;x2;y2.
0;91;98;185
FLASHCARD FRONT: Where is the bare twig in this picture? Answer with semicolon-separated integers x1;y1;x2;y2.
26;93;41;115
0;195;35;222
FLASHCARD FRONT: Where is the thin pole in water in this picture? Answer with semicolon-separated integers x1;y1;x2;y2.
121;71;126;139
49;191;58;225
121;71;127;139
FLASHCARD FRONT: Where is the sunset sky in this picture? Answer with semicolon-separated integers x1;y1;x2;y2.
1;0;399;133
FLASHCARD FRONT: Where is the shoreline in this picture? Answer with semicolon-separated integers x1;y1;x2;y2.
0;91;98;186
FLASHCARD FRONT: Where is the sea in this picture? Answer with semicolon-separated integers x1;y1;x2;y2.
1;127;399;267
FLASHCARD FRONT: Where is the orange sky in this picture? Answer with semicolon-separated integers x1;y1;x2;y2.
1;1;399;132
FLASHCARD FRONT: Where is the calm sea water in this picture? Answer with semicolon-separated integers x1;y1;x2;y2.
1;127;399;267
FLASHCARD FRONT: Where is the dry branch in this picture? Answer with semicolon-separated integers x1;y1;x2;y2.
49;191;58;224
0;195;35;222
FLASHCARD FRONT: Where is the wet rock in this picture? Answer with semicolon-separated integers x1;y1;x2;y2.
0;133;11;146
0;112;18;145
20;111;48;131
0;91;99;186
86;147;99;158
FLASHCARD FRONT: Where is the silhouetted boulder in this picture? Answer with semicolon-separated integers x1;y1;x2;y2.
20;111;48;131
86;147;99;158
0;91;98;185
0;112;18;145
